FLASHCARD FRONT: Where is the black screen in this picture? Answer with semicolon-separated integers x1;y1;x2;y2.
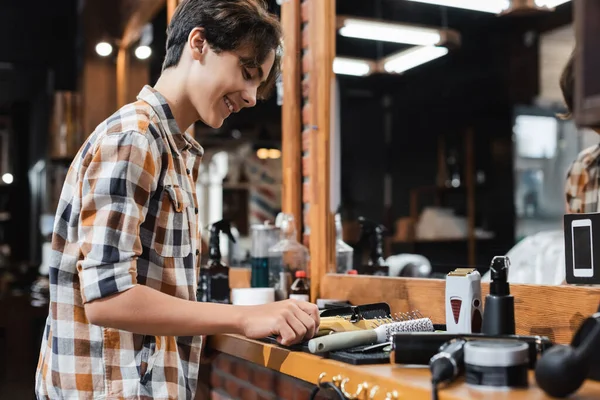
574;226;593;270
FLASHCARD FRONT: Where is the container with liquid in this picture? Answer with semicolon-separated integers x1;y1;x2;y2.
250;222;279;287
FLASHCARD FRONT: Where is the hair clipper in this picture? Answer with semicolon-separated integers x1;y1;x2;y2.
445;268;483;334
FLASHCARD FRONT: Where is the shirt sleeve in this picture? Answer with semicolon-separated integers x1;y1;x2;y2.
77;131;159;304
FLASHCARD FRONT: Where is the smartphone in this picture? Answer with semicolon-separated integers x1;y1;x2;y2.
572;218;594;278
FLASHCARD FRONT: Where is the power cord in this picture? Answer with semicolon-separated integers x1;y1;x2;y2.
309;381;347;400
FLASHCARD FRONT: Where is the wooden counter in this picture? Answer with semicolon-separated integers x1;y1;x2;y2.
208;333;600;400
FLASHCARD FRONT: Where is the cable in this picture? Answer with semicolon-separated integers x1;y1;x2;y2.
432;380;440;400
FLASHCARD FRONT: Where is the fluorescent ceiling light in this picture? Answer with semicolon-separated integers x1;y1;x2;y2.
339;18;442;46
406;0;510;14
535;0;571;7
333;57;372;76
383;46;449;74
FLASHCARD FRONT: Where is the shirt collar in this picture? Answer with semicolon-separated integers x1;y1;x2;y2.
137;85;204;157
580;143;600;169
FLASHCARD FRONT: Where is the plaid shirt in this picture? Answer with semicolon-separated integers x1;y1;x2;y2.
565;144;600;214
35;86;204;400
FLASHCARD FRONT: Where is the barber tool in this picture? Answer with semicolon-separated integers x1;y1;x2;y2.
481;256;516;335
308;317;434;354
430;339;467;400
464;339;529;389
445;268;483;334
391;332;552;369
535;312;600;398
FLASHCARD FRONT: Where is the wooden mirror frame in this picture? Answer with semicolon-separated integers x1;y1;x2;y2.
281;0;336;301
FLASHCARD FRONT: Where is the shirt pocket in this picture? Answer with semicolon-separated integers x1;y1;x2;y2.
153;179;193;258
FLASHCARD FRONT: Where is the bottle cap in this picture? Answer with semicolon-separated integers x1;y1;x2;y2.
295;270;307;278
347;270;358;275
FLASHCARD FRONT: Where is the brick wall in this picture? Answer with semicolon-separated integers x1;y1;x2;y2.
205;353;337;400
301;0;312;249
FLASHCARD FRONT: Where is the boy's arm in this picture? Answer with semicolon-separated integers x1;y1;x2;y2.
85;285;319;345
79;132;318;345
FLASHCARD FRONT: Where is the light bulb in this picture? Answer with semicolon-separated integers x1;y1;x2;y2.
256;148;269;159
2;173;13;184
95;42;113;57
268;149;281;159
135;45;152;60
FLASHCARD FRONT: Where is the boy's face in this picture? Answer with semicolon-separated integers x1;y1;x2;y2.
187;31;275;129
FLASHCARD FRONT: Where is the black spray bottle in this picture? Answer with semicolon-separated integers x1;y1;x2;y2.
197;219;236;304
357;217;389;276
481;256;516;335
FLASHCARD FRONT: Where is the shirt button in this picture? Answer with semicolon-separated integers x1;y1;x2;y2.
186;168;191;175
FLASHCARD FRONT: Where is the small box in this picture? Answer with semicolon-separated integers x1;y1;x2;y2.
564;213;600;284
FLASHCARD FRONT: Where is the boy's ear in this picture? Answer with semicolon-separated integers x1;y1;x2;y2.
188;27;207;61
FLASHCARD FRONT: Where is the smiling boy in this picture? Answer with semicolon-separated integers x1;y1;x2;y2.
35;1;319;399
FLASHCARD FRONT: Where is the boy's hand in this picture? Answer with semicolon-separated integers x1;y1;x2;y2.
238;299;320;346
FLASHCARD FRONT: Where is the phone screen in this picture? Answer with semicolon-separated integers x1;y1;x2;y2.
574;226;593;270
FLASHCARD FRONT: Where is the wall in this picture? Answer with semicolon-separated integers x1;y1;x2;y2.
205;353;336;400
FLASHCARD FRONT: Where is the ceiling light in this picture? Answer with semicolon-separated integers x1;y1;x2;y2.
256;148;269;159
95;42;113;57
268;149;281;159
383;46;449;74
339;17;442;46
405;0;510;14
2;173;13;185
535;0;570;8
333;57;372;76
135;45;152;60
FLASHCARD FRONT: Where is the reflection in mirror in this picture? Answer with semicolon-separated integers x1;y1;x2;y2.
331;1;577;285
196;136;282;269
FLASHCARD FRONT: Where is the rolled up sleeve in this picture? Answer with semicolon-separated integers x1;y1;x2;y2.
78;131;159;303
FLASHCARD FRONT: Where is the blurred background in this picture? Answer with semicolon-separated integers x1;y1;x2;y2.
0;0;590;397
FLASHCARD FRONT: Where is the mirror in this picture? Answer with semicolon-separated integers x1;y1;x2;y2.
310;0;580;285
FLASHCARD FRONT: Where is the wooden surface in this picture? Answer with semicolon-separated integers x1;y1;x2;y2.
281;0;303;242
209;334;600;400
320;274;600;345
307;0;336;302
116;46;130;108
167;0;178;23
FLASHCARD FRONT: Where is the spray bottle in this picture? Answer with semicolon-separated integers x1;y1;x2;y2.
357;217;389;276
197;219;236;304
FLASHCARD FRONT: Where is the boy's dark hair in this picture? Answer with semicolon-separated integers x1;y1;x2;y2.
559;50;575;119
163;0;282;100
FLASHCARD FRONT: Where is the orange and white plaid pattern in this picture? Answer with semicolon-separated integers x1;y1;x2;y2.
35;86;204;399
565;144;600;214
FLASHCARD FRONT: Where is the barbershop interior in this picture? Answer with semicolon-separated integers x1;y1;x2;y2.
2;0;600;399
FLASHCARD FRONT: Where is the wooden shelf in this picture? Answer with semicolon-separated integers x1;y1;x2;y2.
208;334;600;400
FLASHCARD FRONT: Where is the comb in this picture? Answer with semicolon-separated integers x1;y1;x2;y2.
309;317;435;354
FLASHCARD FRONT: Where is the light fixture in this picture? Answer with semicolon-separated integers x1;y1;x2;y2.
135;45;152;60
95;42;113;57
535;0;570;8
256;148;270;159
2;173;13;185
382;46;449;74
268;149;281;159
406;0;570;13
339;17;442;46
333;57;373;76
405;0;511;14
134;24;153;61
